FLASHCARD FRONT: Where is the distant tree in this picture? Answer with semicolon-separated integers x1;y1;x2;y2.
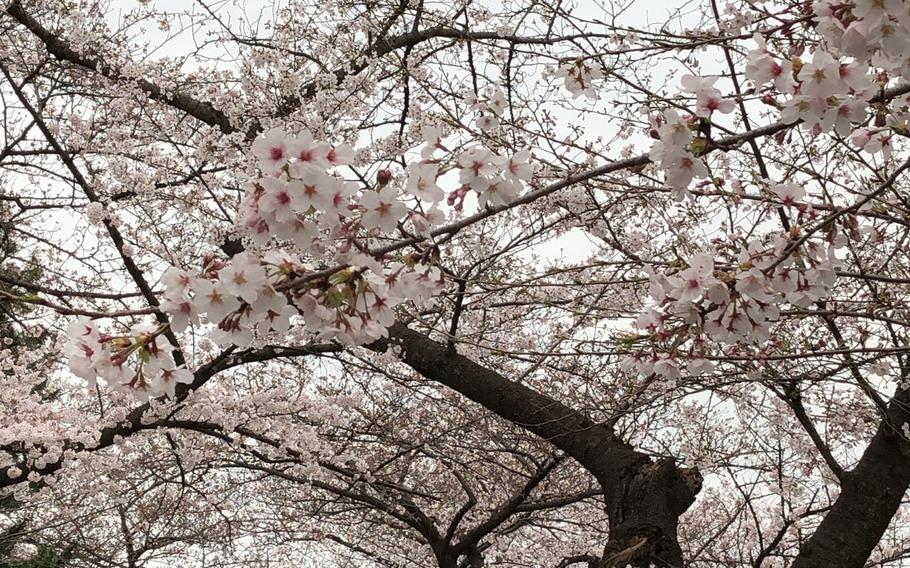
0;199;67;568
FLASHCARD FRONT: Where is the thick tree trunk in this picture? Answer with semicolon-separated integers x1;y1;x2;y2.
434;552;459;568
600;460;700;567
791;388;910;568
372;324;701;566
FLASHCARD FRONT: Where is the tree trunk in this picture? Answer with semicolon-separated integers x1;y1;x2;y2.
791;389;910;568
599;459;701;567
372;324;701;566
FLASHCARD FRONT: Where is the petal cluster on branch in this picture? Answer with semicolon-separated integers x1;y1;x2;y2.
625;231;840;380
63;127;539;398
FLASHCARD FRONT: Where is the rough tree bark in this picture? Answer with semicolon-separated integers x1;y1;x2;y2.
791;387;910;568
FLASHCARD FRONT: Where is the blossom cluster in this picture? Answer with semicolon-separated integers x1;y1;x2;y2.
646;73;743;198
777;50;873;135
64;127;538;398
242;127;533;242
623;230;840;380
632;5;908;381
815;0;910;78
648;109;708;200
554;59;603;99
653;42;879;197
681;74;735;118
63;318;192;400
454;146;534;208
744;28;878;141
155;128;451;352
157;252;444;349
466;87;508;131
207;128;532;345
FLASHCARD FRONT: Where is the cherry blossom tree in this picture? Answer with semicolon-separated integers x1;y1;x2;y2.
3;0;910;566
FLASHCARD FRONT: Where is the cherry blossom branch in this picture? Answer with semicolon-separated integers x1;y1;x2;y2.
370;321;701;565
0;339;337;488
783;390;846;480
273;82;910;298
765;156;910;273
0;289;158;319
0;61;187;366
0;273;151;300
4;0;237;133
451;456;563;553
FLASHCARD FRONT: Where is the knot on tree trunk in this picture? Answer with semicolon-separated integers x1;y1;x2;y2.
620;459;702;518
600;459;701;568
599;533;656;568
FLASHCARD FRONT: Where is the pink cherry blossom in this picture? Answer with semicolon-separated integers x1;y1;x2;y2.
404;162;444;202
360;186;407;233
193;279;242;323
669;253;718;303
772;182;806;206
287;131;330;172
251;128;290;173
797;51;842;97
681;74;735;117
